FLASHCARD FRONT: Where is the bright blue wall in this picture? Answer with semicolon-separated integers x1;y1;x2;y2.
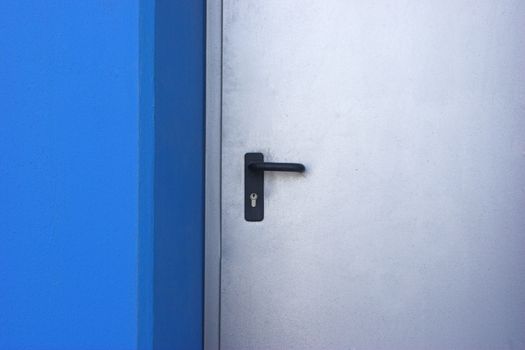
0;0;204;349
0;1;140;349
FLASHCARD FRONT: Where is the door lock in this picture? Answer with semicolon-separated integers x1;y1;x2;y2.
245;152;305;221
249;193;258;208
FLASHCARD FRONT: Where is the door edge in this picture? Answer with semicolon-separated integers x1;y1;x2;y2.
204;0;222;349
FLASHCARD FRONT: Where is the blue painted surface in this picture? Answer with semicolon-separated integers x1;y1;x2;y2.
0;1;140;349
153;0;205;349
138;0;156;349
0;1;204;348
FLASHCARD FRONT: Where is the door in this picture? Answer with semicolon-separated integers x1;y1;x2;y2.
219;1;525;349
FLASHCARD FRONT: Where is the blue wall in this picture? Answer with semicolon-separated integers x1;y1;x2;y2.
153;1;205;348
0;0;204;349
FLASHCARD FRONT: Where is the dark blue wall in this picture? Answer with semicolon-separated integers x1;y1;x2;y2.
0;1;204;349
153;1;205;349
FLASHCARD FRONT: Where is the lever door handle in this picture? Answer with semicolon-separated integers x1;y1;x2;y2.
245;152;306;221
248;161;305;173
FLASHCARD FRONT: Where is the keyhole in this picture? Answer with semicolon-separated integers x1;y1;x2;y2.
250;193;258;207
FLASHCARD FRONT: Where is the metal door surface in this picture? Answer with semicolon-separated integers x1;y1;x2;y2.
219;1;525;349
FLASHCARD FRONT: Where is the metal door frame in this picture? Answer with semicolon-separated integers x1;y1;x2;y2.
204;0;222;349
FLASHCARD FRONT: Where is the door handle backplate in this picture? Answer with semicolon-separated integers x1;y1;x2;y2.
244;152;305;222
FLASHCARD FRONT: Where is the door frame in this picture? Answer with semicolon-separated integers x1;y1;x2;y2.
204;0;222;349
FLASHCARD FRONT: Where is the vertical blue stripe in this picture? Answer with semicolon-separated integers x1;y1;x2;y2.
153;0;205;349
138;0;155;349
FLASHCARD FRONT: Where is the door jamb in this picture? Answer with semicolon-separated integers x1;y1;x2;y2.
204;0;222;349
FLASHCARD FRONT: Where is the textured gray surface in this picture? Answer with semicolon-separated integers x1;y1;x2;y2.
220;1;525;349
204;0;222;348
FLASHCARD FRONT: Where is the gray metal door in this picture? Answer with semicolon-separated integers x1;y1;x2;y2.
219;1;525;349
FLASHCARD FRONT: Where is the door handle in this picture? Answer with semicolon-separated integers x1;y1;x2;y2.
245;152;306;221
248;161;305;173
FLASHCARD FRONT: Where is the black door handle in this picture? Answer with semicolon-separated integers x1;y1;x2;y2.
248;161;305;173
245;152;306;221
